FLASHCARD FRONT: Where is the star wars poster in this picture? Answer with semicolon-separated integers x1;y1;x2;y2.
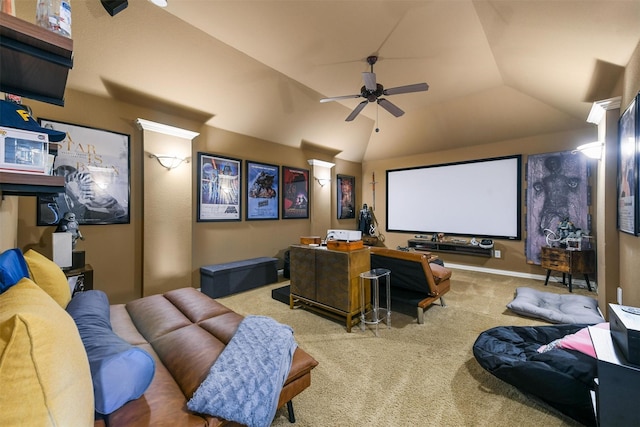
246;161;279;220
37;120;130;225
525;151;589;264
197;153;241;222
282;166;309;219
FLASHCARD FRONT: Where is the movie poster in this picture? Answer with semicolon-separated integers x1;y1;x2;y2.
37;120;130;225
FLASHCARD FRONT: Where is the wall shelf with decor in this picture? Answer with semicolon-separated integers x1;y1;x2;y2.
0;11;73;106
0;172;64;197
408;238;492;258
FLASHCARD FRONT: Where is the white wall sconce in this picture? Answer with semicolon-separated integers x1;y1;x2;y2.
149;154;189;170
573;141;604;160
315;177;331;187
149;0;167;7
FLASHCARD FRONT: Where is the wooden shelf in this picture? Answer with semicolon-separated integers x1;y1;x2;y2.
408;238;492;258
0;11;73;106
0;171;64;196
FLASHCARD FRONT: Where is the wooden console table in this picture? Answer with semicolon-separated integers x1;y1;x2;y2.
289;245;370;332
540;246;594;292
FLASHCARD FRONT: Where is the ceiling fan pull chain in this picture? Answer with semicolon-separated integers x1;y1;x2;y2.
375;103;380;133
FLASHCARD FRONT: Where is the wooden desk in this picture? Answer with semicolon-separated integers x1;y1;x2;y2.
540;246;594;292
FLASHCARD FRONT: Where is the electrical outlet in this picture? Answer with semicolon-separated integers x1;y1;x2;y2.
494;249;501;258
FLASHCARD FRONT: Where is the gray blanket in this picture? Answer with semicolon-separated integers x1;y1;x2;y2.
187;315;297;427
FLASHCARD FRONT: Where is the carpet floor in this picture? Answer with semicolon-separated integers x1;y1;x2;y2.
218;268;595;426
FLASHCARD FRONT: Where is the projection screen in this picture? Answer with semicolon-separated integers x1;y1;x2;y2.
386;155;522;240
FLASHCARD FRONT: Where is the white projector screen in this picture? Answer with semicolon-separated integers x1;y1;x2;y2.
386;155;522;240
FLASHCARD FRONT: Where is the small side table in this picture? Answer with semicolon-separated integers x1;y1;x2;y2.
540;247;594;292
64;264;93;296
359;268;391;336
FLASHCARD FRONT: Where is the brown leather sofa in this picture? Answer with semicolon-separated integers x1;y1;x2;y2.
369;247;451;323
96;287;318;427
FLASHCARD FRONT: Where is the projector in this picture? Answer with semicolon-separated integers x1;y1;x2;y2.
326;229;362;241
609;303;640;366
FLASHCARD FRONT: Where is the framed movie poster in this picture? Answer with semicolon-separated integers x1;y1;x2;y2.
246;161;279;220
617;92;639;235
282;166;309;219
197;152;241;222
337;174;355;219
36;120;130;226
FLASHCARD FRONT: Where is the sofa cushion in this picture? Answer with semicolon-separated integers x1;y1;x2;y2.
0;248;28;294
23;249;71;308
66;290;156;415
0;278;94;426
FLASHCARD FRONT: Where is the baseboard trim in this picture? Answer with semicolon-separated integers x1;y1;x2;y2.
445;263;597;290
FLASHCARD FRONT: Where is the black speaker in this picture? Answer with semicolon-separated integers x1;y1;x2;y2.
101;0;128;16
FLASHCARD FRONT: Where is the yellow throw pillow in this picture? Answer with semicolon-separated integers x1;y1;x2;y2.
0;278;94;427
23;249;71;308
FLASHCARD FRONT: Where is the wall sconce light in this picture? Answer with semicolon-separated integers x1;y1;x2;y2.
149;154;189;170
573;141;604;160
149;0;167;7
315;177;331;187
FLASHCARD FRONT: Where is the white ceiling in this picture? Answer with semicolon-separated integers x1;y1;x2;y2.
17;1;640;162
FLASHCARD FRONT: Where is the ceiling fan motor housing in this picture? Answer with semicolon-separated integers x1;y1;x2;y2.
362;83;384;102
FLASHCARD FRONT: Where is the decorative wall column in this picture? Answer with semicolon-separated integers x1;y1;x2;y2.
136;119;199;296
587;98;620;314
307;159;335;238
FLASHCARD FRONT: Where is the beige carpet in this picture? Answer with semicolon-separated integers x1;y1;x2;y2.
218;269;597;427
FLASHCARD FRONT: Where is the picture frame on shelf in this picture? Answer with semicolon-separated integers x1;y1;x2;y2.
282;165;309;219
36;119;130;226
197;152;242;222
337;174;355;219
617;92;639;235
246;160;279;220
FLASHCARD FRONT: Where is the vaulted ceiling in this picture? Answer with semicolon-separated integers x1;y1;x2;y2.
17;1;640;162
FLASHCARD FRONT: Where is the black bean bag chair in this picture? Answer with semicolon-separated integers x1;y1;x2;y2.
473;324;597;426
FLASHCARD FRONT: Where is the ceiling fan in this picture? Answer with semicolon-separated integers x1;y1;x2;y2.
320;55;429;122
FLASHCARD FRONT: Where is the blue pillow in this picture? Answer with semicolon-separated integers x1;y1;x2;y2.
66;290;155;414
0;248;29;294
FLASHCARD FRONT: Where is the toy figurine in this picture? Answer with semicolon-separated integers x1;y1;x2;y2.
56;212;84;249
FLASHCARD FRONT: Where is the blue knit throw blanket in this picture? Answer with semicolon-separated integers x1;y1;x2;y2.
187;315;297;427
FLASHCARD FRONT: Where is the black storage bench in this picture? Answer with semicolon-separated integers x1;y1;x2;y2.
200;257;278;298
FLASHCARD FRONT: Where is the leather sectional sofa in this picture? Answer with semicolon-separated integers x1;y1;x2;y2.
0;248;318;427
370;247;452;323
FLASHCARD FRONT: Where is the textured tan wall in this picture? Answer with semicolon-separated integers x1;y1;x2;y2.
141;127;193;297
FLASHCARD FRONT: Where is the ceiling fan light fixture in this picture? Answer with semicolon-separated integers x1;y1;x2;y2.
149;0;167;7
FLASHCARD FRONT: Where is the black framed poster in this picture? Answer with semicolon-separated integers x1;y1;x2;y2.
197;152;241;222
282;166;309;219
37;119;130;225
246;160;279;220
617;92;639;235
337;174;355;219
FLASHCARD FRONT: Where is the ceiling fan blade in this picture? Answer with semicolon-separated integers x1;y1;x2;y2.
383;82;429;96
345;100;369;122
362;72;377;91
320;94;361;103
377;98;404;117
